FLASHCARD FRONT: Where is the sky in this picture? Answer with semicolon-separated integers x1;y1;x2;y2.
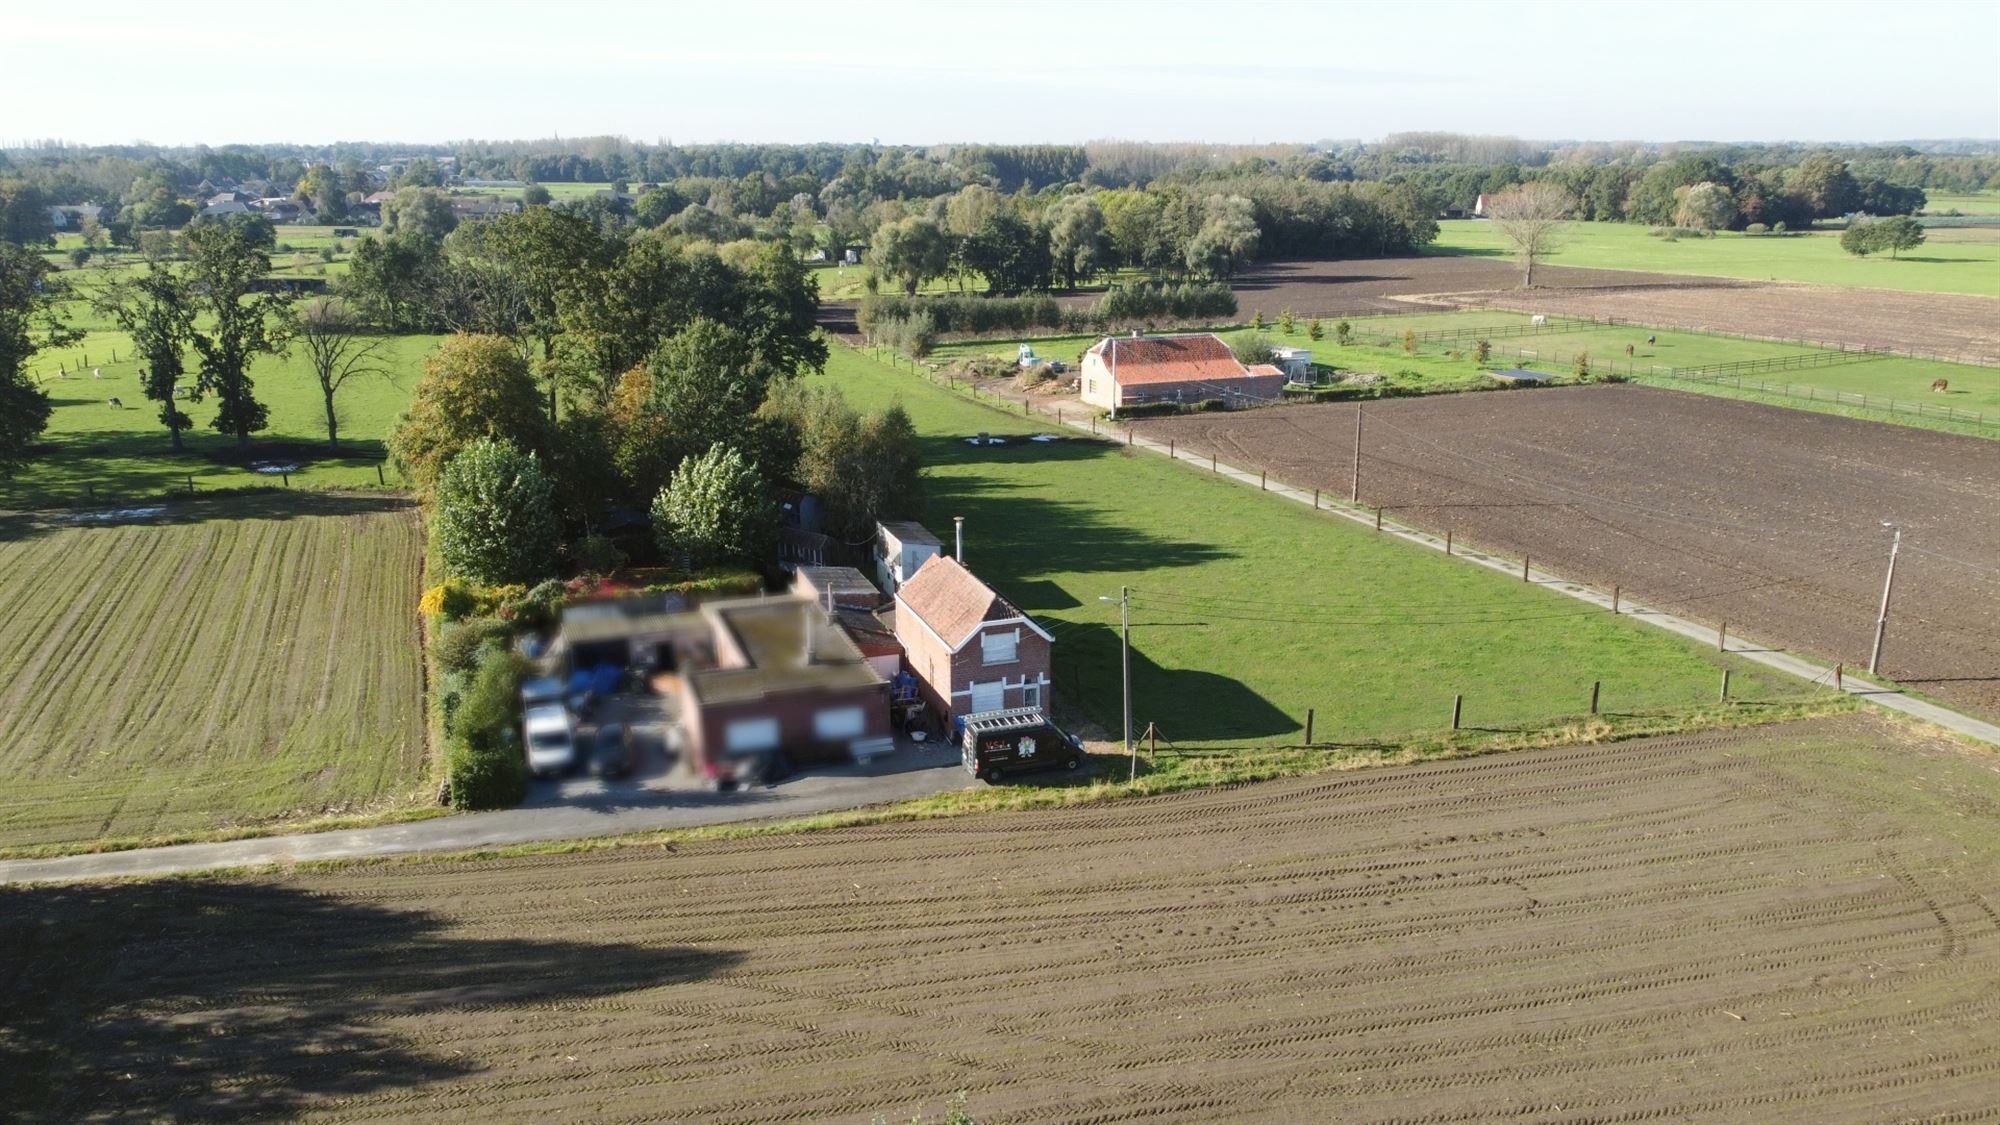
6;0;1997;147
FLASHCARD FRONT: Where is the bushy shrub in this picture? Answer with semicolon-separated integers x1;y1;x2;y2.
1334;319;1351;345
1473;338;1491;365
1402;329;1417;354
432;438;561;585
1306;318;1323;341
419;578;480;621
1574;352;1592;380
437;616;509;674
572;532;628;576
445;647;529;811
1231;332;1278;366
1744;222;1769;235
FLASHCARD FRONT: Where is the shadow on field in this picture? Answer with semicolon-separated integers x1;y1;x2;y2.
0;880;742;1120
0;491;413;544
920;436;1234;580
1053;621;1299;743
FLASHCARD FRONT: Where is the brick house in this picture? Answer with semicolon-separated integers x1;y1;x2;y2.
1078;332;1284;412
893;555;1053;724
668;595;893;769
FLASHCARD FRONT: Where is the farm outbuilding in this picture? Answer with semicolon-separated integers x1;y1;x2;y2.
1079;333;1285;412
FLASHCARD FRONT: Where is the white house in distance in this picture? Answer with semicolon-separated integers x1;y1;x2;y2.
1078;332;1285;412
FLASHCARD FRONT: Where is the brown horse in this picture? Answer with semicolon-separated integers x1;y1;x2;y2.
1932;378;1950;393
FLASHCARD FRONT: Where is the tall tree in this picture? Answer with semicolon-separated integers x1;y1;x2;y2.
97;262;197;450
651;443;774;570
484;206;610;420
1183;194;1259;280
1486;182;1574;287
381;187;457;242
389;334;550;492
432;438;560;585
182;222;295;448
869;215;951;295
0;244;76;476
343;231;444;332
296;298;388;449
1789;154;1861;220
1672;181;1736;232
1047;194;1107;290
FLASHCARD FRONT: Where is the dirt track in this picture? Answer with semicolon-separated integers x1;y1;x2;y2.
1451;282;2000;365
1134;384;2000;719
5;715;1999;1121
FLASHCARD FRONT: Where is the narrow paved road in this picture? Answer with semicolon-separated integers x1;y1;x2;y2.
0;750;968;886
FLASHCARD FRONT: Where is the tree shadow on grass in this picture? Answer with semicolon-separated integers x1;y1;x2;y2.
917;437;1236;582
1052;621;1298;744
0;879;742;1121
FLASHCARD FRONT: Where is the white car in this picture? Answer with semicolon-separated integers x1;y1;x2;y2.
522;704;577;779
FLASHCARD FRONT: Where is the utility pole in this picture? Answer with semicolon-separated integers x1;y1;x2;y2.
1350;405;1363;503
1101;587;1134;780
1869;523;1903;675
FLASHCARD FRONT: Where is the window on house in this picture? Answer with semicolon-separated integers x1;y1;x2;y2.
724;717;780;753
813;706;865;741
1023;681;1041;710
981;630;1018;665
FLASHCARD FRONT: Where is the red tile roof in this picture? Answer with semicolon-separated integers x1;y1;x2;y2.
895;556;1010;648
1088;333;1249;387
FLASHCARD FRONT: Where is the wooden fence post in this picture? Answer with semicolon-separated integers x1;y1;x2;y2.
1169;440;1174;459
1451;694;1463;730
186;474;194;495
377;464;386;486
1260;470;1266;490
1834;662;1843;691
1718;621;1727;652
1522;556;1531;582
1590;681;1600;715
1719;669;1731;702
1374;506;1383;531
1312;488;1319;509
1611;584;1620;613
1444;529;1452;555
1212;452;1217;472
1304;708;1314;746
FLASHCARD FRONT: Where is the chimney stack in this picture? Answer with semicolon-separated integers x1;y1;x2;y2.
954;516;965;564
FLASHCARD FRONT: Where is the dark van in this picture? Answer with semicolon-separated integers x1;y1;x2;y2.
960;708;1084;784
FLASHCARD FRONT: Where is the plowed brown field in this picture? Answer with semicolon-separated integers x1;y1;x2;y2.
7;715;2000;1122
816;258;1735;336
1450;282;2000;365
1134;384;2000;719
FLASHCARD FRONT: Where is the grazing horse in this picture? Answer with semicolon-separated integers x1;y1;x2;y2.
107;397;123;409
1932;379;1949;393
1625;343;1635;357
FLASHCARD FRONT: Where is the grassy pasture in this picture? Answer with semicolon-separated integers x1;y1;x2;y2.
0;495;428;856
817;343;1793;750
10;324;440;507
934;312;2000;425
1924;191;2000;215
1428;218;2000;297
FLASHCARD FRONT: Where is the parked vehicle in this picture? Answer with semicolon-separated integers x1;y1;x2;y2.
590;723;635;779
959;708;1083;784
523;704;578;778
520;676;564;711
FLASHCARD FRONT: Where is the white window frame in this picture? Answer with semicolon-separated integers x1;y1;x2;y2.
1023;680;1042;710
981;628;1019;666
724;717;781;753
812;706;866;741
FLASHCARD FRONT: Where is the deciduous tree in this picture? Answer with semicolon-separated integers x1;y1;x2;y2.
651;443;774;570
297;298;388;449
390;334;550;492
182;221;295;448
97;262;196;450
433;438;560;585
1486;182;1574;287
0;244;75;476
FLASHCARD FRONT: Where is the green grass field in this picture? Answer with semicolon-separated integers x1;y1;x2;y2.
10;327;439;507
0;494;428;856
817;343;1795;750
1428;218;2000;297
1924;191;2000;215
934;313;2000;422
